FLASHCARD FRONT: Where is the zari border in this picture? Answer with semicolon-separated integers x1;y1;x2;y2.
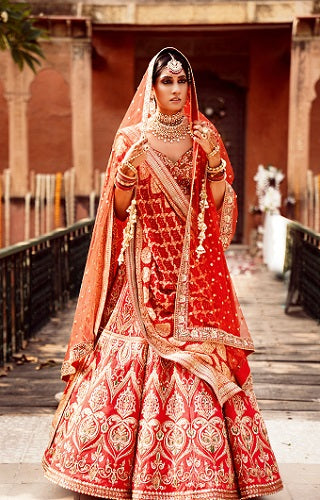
43;454;283;500
175;326;254;349
60;341;93;378
146;147;189;222
42;456;130;499
240;478;284;499
220;182;236;251
43;456;240;499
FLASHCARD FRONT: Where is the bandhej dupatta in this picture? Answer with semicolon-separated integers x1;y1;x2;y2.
61;48;254;405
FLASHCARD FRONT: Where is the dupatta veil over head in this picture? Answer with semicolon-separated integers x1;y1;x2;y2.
61;48;254;396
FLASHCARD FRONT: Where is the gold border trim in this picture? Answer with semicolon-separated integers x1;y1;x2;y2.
43;455;283;500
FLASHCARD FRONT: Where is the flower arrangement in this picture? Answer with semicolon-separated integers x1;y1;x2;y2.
253;164;285;214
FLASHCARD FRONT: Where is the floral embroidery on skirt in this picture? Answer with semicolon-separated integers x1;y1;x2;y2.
43;284;282;499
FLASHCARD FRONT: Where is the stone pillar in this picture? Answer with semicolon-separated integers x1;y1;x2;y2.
70;41;93;195
3;58;33;197
287;18;320;224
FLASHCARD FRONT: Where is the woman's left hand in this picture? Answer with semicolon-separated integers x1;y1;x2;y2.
192;120;219;155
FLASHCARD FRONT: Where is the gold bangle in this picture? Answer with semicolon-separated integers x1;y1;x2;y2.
122;160;137;176
207;158;226;174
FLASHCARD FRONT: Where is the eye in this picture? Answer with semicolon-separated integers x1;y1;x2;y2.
162;79;172;84
178;79;187;84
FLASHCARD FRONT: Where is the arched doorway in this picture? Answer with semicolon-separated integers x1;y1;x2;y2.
196;71;246;243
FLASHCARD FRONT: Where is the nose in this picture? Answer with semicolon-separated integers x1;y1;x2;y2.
172;81;181;94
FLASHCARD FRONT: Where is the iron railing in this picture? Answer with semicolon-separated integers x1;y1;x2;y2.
285;222;320;321
0;218;94;367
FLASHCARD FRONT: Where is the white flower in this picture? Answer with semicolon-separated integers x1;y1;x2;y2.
1;11;9;23
260;186;281;213
253;163;285;214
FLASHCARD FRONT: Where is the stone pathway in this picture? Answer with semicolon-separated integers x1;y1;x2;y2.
0;251;319;499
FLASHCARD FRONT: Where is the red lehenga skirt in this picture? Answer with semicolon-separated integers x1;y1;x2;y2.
42;283;283;500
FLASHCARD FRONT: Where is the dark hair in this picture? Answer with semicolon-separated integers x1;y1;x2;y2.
152;48;191;84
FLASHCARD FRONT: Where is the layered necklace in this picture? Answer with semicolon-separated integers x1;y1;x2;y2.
149;111;192;143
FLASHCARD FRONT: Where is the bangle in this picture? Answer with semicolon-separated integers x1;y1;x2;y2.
207;158;226;175
117;168;137;182
207;170;227;182
115;168;137;190
122;160;137;176
115;179;136;191
207;144;220;158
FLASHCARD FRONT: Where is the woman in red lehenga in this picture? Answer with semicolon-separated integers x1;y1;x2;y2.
42;48;283;499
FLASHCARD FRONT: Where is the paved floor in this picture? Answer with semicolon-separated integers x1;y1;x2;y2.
0;251;319;499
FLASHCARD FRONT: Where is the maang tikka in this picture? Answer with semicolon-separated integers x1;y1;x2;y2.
166;53;183;74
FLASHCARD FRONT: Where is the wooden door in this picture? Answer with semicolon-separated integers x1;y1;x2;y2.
195;71;246;243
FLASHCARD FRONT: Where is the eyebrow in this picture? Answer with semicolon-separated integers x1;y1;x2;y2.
160;73;187;79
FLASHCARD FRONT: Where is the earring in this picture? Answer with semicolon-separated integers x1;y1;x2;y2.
150;96;156;115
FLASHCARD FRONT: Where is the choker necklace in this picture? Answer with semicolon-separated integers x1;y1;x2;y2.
149;111;192;143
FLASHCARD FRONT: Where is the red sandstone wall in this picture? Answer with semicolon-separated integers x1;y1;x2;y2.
28;68;72;175
0;81;8;172
91;32;135;173
245;29;291;241
309;79;320;175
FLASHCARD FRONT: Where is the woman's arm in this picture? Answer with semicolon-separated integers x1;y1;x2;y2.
114;137;147;220
209;177;226;210
114;184;135;221
192;121;226;209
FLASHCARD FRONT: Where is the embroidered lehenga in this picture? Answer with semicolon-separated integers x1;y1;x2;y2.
42;48;283;499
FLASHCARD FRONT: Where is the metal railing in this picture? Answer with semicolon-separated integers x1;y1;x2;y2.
0;218;94;367
285;222;320;321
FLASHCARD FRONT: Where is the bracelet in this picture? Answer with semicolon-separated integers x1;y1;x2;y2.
122;160;138;176
117;168;137;182
207;170;227;183
115;168;137;190
207;144;220;158
207;158;227;175
115;178;136;191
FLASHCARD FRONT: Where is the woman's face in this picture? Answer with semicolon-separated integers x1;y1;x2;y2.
153;67;188;115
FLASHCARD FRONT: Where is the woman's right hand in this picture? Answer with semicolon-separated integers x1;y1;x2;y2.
121;137;149;177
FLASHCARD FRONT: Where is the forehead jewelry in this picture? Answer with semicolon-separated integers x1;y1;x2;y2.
166;53;183;74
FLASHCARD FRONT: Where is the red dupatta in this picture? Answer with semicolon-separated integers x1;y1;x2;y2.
61;48;254;403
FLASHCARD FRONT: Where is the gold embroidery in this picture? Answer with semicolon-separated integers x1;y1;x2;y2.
220;182;236;251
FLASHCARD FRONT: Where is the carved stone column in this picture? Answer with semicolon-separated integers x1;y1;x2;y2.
287;17;320;224
70;41;93;195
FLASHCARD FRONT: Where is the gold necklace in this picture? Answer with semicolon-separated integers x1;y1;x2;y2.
149;111;192;143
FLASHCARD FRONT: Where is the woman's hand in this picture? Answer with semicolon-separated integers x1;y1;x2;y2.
114;137;148;220
192;120;220;166
121;137;149;177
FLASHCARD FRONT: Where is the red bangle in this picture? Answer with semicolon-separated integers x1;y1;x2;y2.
114;179;136;191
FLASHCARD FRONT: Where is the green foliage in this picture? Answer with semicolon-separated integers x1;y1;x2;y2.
0;0;46;72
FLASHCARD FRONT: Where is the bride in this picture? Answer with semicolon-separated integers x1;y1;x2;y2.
42;47;283;500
